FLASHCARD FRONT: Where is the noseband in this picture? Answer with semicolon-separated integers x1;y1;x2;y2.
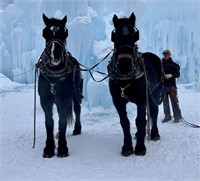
117;54;132;60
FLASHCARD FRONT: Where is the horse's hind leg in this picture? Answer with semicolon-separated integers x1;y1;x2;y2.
150;102;160;141
40;98;55;158
73;95;82;135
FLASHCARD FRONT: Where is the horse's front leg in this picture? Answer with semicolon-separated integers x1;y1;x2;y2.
135;103;147;156
40;98;55;158
113;99;133;156
56;98;73;157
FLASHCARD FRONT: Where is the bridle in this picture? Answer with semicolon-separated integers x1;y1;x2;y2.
45;39;66;66
36;38;74;78
108;23;144;81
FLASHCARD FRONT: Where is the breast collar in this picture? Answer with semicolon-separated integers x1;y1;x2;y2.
37;50;75;78
108;50;144;81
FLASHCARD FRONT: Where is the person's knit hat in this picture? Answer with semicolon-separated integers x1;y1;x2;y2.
162;49;171;55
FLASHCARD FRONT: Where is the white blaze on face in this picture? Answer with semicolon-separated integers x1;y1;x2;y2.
50;42;55;60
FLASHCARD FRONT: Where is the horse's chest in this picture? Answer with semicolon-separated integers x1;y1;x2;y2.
118;79;146;103
38;75;73;97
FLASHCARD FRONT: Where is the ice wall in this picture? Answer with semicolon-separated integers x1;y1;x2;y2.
140;1;200;83
0;0;200;106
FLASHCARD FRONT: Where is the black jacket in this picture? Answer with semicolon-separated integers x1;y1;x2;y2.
162;57;180;87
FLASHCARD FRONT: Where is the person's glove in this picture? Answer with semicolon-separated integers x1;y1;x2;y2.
165;74;172;79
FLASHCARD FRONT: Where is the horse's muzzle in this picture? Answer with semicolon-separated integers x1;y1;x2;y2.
51;59;61;66
116;54;133;75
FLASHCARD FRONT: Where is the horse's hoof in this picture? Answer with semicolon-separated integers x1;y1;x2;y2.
73;130;81;136
134;149;146;156
57;147;69;158
121;145;133;157
73;126;82;135
151;134;160;141
43;151;55;158
43;147;55;158
121;149;134;157
134;144;146;156
57;152;69;158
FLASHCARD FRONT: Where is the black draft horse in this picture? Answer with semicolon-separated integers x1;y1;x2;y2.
37;14;83;158
108;12;164;156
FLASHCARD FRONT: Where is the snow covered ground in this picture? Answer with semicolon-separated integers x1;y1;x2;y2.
0;74;200;181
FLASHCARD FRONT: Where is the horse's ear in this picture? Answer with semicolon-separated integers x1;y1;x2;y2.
43;13;50;26
113;14;118;27
129;12;136;26
61;16;67;26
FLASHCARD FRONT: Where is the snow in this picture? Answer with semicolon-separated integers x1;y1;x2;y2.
0;0;200;179
0;74;200;181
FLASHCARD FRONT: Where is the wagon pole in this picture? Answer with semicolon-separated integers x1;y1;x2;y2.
142;58;151;141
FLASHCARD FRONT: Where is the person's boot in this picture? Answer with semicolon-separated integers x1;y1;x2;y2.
174;116;182;123
162;115;172;123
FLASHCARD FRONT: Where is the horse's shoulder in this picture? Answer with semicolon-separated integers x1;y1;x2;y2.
142;52;160;61
141;52;161;67
66;51;79;66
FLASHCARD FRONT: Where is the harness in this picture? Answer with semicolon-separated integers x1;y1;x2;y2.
36;50;73;77
35;48;77;95
107;45;163;106
107;46;144;81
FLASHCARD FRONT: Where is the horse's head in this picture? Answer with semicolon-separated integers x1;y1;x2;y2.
42;14;68;66
111;12;139;75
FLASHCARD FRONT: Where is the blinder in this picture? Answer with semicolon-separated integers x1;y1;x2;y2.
111;26;139;43
42;27;68;41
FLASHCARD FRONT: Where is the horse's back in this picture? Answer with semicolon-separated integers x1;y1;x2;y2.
142;52;164;105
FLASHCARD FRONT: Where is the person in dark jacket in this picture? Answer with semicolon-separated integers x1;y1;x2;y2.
162;49;182;123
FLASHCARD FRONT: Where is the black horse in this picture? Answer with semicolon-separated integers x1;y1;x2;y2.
37;14;83;158
108;12;164;156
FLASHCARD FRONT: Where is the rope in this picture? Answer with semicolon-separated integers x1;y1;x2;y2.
180;117;200;128
78;50;113;82
0;68;34;79
88;70;109;82
79;63;109;82
142;58;151;140
33;68;38;148
89;50;113;71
